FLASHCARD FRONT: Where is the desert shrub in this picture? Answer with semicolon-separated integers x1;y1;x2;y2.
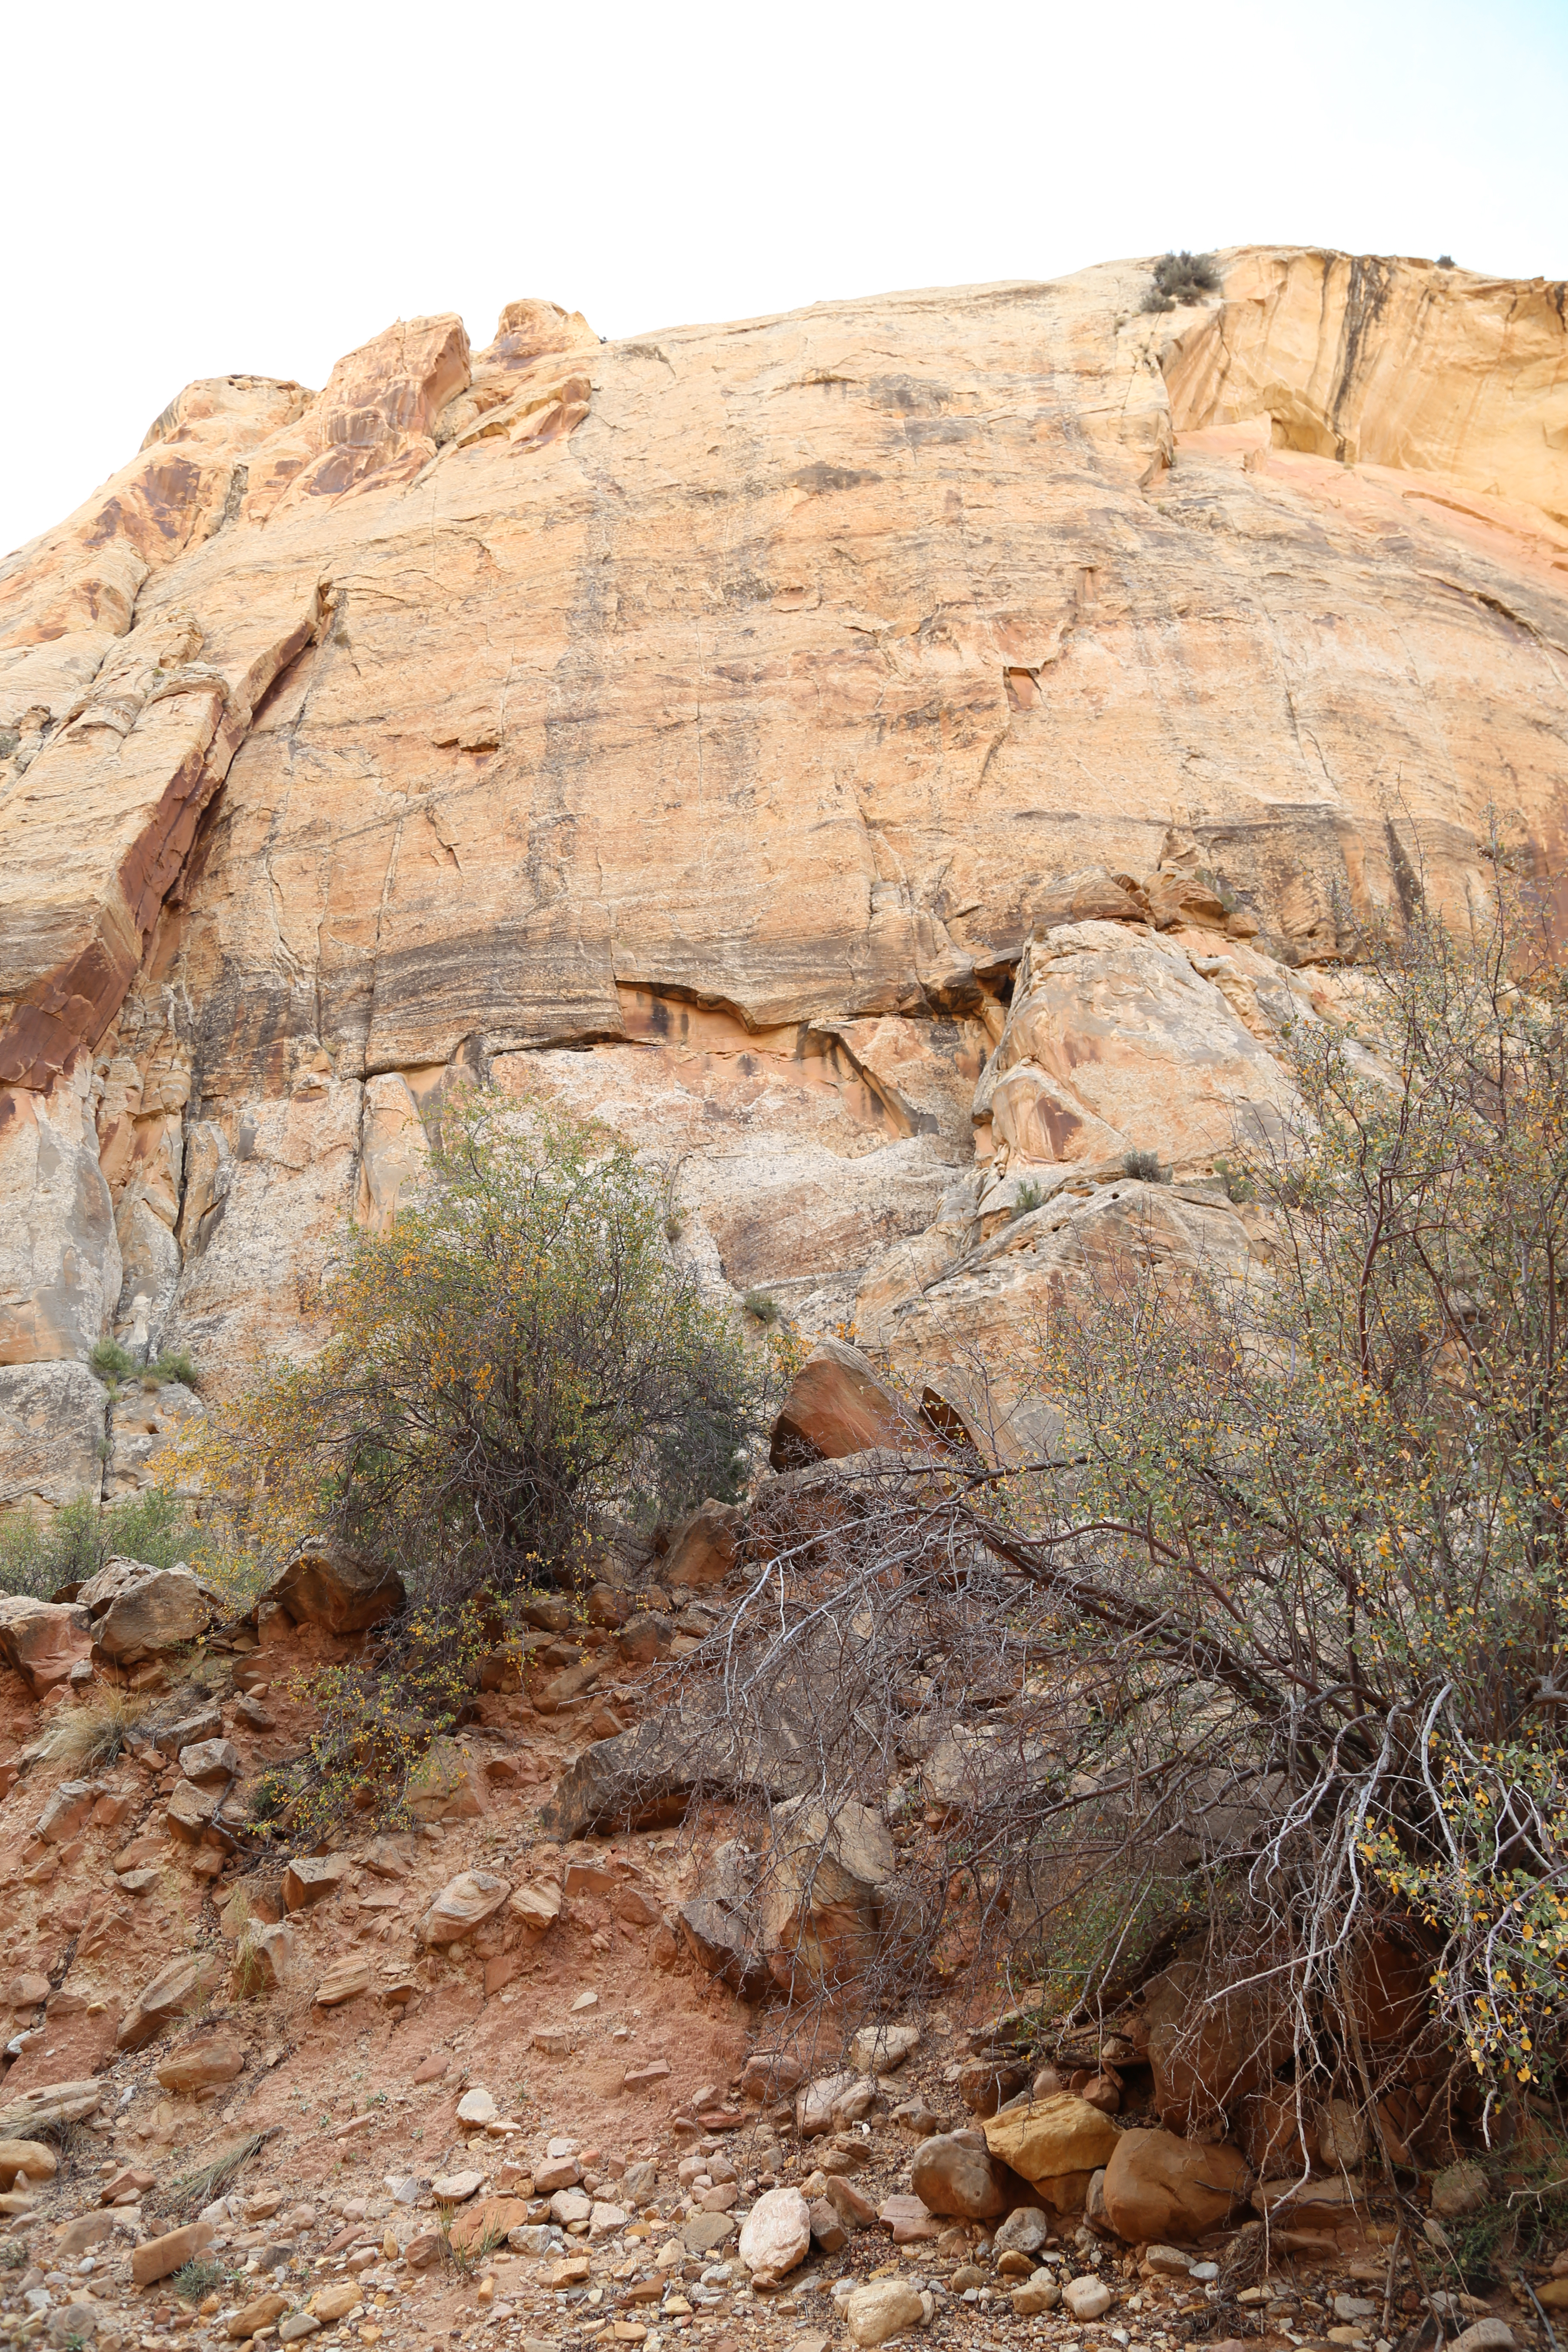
151;1348;202;1390
1213;1156;1255;1204
1140;250;1222;313
0;1485;201;1600
189;1087;768;1599
280;1602;505;1829
1012;1179;1045;1216
665;884;1568;2104
742;1289;781;1326
38;1686;147;1770
184;1089;775;1825
1122;1148;1167;1183
170;2257;224;2304
89;1338;138;1383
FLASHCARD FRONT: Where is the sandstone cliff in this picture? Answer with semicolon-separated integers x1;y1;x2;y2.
2;249;1566;1508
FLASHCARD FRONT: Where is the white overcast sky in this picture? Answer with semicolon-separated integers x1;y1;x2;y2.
4;0;1565;561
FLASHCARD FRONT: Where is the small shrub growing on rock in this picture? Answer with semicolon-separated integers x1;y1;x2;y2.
1012;1179;1045;1216
1121;1147;1168;1182
744;1289;782;1325
88;1337;138;1383
170;2257;224;2304
1140;251;1221;313
38;1685;147;1770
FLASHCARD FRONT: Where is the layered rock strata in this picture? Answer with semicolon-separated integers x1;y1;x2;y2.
0;249;1565;1503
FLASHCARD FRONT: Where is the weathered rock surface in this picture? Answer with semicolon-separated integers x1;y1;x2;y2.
757;1795;903;1990
769;1338;919;1468
0;1594;92;1694
257;1537;404;1633
1100;2126;1252;2243
417;1869;511;1946
738;2184;812;2282
1;247;1562;1475
983;2092;1120;2205
78;1556;217;1662
116;1954;220;2050
909;2132;1017;2220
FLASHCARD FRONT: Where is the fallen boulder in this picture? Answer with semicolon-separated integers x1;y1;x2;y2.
283;1855;351;1910
257;1537;404;1634
910;2133;1016;2220
844;2277;927;2346
663;1500;741;1589
116;1956;221;2052
1101;2126;1252;2243
78;1557;217;1664
0;1594;92;1695
983;2092;1120;2211
156;2039;245;2093
0;2079;107;2135
738;2184;811;2282
757;1794;902;1991
0;2140;57;2190
418;1870;511;1946
769;1338;919;1469
132;2220;214;2287
679;1840;769;1997
180;1738;240;1786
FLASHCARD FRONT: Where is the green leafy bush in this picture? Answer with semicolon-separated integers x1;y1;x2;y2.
0;1485;199;1599
188;1087;768;1596
1122;1148;1168;1183
89;1338;138;1383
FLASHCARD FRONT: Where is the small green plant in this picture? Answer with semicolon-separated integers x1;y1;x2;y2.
0;2240;26;2269
1140;250;1221;313
1012;1180;1045;1217
248;1768;293;1822
170;2257;224;2304
1437;253;1455;268
1122;1148;1169;1183
743;1290;781;1326
151;1349;202;1390
0;1485;205;1600
1213;1157;1256;1205
89;1338;139;1382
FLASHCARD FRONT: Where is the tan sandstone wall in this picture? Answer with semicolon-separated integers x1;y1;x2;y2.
1;250;1565;1506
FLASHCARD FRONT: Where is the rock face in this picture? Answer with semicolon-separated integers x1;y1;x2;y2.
0;253;1561;1467
0;248;1565;1492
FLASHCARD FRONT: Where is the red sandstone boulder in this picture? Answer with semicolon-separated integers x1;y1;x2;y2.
1100;2128;1252;2244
